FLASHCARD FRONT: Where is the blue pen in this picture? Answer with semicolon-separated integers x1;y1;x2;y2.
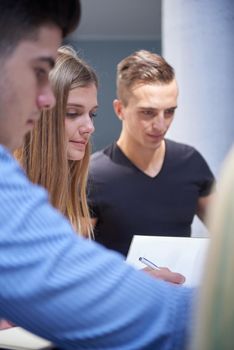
139;256;160;270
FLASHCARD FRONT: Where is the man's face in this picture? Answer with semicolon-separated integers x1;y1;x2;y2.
115;79;178;151
0;25;62;151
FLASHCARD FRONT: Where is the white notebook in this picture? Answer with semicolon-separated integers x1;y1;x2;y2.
0;327;53;350
126;235;209;287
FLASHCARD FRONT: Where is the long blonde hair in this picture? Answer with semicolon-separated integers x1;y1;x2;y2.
192;147;234;349
15;46;98;238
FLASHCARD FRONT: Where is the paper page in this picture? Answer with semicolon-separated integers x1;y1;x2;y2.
126;235;209;287
0;327;53;350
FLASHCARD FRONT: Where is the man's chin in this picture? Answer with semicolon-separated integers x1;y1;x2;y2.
11;138;25;153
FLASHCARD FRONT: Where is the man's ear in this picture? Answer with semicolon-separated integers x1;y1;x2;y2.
113;99;125;121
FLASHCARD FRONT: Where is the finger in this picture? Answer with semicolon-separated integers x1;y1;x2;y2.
167;272;186;284
142;267;186;284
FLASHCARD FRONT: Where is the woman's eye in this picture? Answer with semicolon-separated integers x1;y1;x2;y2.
90;111;97;119
66;112;78;118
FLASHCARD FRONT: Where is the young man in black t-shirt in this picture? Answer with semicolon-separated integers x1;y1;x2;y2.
88;50;215;256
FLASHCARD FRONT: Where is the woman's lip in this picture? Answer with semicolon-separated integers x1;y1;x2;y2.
70;140;86;144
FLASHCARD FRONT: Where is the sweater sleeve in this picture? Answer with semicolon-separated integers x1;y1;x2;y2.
0;146;193;350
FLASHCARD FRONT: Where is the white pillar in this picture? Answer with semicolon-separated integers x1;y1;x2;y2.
162;0;234;176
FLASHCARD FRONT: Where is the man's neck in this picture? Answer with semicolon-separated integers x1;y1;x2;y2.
117;137;166;178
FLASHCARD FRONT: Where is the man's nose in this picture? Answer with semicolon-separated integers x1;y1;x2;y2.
37;86;56;110
152;114;165;131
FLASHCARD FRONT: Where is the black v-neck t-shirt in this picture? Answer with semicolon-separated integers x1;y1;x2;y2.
88;139;214;256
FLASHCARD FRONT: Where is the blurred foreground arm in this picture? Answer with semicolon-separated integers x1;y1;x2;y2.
196;193;215;223
0;146;193;350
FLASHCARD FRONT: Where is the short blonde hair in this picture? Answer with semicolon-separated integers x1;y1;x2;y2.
116;50;175;105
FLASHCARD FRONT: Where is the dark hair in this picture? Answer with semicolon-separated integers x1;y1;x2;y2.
0;0;81;57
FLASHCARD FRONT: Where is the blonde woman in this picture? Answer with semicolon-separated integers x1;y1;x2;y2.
15;46;98;238
192;147;234;349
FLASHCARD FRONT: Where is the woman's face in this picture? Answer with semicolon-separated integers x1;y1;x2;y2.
65;83;97;161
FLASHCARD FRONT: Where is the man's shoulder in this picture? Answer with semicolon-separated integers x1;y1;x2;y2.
165;139;212;174
166;138;196;153
0;144;52;200
0;144;13;160
90;149;105;163
90;143;115;165
166;139;200;160
0;145;22;177
89;142;124;181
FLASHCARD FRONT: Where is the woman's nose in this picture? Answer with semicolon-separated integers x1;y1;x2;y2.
80;116;95;135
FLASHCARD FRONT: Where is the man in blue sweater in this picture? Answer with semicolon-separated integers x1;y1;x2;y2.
0;1;193;349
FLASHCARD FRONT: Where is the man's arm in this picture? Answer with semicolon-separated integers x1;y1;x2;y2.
0;147;192;350
196;193;214;223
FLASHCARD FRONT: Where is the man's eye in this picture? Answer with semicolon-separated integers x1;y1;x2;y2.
35;68;47;80
165;109;175;117
142;110;154;117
